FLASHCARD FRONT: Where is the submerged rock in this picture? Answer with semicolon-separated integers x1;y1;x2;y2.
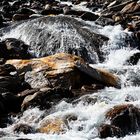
13;123;35;134
95;16;115;26
1;16;109;63
126;52;140;65
6;53;120;89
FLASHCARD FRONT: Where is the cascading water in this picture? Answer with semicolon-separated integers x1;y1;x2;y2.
0;15;105;63
0;3;140;140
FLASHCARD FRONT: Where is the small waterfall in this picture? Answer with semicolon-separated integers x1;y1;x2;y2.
0;16;107;63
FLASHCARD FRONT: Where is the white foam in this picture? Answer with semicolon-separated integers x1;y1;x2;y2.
0;4;140;140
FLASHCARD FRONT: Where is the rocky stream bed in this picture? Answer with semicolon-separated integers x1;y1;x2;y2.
0;0;140;139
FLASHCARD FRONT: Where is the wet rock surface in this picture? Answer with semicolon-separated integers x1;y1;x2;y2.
0;16;109;63
6;53;120;89
99;124;122;138
0;0;140;139
13;123;35;134
99;104;140;138
0;38;31;59
126;52;140;65
0;63;30;127
38;118;67;134
21;87;73;110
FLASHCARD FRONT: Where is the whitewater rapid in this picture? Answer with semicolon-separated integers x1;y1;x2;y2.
0;3;140;140
0;23;139;140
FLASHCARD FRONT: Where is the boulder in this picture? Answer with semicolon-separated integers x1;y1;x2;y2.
99;124;122;138
13;123;35;134
0;74;24;93
0;38;31;59
12;14;30;21
21;87;73;110
112;14;124;23
72;94;97;105
121;2;140;14
38;118;67;134
75;60;121;88
126;52;140;65
16;8;36;15
2;92;22;113
0;58;5;65
0;114;11;128
1;4;12;19
18;89;39;98
105;104;140;137
6;53;120;89
80;12;99;21
0;64;16;76
0;94;11;128
31;1;44;10
0;64;29;93
11;0;22;9
0;84;27;128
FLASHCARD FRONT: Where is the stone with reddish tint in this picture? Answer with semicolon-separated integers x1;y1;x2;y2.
105;104;140;137
6;53;120;90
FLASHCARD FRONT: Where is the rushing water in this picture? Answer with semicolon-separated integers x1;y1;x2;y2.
0;3;140;140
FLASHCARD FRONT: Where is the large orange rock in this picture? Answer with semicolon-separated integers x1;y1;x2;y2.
6;53;120;89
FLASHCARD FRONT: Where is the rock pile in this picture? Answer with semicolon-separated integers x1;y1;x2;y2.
0;0;139;139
